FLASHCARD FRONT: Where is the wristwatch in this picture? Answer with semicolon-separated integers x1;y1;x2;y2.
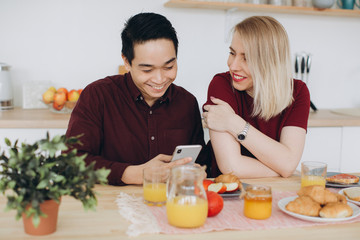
237;122;250;142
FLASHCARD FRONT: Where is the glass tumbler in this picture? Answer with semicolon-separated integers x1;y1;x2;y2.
143;166;170;206
301;161;327;187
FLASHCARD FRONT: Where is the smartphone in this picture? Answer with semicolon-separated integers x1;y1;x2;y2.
171;144;202;164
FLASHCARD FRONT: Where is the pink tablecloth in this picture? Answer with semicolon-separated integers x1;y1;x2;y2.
148;191;360;234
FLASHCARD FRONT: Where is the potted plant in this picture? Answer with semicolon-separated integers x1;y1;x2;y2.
0;133;110;235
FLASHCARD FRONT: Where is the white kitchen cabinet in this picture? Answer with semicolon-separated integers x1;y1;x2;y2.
301;126;360;173
300;127;342;172
340;127;360;173
206;125;359;173
0;128;67;147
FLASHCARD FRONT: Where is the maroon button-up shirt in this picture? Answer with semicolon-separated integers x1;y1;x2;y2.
66;73;205;185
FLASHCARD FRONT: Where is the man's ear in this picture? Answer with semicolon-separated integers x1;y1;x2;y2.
122;54;131;72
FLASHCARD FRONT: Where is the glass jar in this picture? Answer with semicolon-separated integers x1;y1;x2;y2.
243;185;272;220
166;165;208;228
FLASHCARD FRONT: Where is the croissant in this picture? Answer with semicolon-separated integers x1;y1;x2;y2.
319;202;353;218
297;185;338;205
336;193;347;204
285;196;321;217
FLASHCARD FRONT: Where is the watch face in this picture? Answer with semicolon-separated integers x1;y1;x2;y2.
238;134;245;141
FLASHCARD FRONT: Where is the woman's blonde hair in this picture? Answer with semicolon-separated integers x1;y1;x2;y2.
234;16;293;121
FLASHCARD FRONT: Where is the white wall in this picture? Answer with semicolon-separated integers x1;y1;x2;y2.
1;0;360;110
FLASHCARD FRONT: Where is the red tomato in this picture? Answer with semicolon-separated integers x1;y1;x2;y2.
203;179;214;191
207;191;224;217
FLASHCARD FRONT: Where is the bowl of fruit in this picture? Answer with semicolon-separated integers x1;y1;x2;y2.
42;87;82;113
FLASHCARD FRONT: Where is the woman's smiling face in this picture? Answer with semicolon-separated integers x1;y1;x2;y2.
227;31;253;93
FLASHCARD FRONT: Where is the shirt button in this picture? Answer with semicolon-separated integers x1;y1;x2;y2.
151;136;155;140
149;110;152;115
140;96;143;100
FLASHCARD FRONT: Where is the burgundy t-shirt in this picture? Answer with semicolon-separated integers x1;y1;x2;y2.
203;72;310;176
66;73;205;185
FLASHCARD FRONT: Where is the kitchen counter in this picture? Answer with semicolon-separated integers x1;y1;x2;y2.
0;108;70;128
1;108;360;129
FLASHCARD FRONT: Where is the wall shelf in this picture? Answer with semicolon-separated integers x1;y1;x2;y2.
164;0;360;17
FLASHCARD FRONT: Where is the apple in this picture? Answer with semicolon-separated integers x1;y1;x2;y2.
57;87;68;100
224;183;239;193
203;180;214;191
68;89;80;102
208;182;227;194
52;92;67;111
207;191;224;217
48;86;56;92
53;101;64;111
42;89;55;104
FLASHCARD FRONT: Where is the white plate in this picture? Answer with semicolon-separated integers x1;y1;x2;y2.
339;187;360;206
278;196;360;222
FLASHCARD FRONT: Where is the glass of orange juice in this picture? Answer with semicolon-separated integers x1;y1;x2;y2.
301;161;327;187
143;166;170;206
243;185;272;220
166;165;208;228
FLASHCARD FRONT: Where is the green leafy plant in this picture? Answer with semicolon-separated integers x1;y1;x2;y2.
0;133;110;227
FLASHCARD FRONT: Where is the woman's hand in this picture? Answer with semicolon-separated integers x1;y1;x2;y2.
203;97;237;132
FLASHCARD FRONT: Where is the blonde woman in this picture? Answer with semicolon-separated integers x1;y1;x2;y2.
202;16;310;178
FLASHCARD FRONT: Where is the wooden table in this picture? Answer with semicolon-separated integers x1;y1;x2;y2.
1;175;359;239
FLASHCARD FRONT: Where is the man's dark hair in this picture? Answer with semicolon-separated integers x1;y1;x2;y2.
121;12;178;65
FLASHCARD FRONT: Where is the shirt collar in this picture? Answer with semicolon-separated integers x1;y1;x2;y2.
125;72;171;104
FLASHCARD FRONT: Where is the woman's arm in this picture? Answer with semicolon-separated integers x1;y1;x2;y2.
210;130;280;178
204;97;306;178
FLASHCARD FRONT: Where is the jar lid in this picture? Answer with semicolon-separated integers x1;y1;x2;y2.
0;63;10;71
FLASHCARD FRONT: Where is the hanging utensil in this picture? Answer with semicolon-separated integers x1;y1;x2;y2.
295;53;301;79
300;54;306;82
305;54;317;111
294;52;317;112
305;54;312;85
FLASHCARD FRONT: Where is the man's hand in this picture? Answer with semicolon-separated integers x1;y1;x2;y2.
121;154;192;185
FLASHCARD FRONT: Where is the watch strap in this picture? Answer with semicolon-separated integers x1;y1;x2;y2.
237;122;250;142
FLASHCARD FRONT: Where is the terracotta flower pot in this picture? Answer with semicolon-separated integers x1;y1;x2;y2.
22;199;61;236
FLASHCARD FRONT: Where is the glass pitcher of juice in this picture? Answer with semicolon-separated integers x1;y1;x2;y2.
166;165;208;228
